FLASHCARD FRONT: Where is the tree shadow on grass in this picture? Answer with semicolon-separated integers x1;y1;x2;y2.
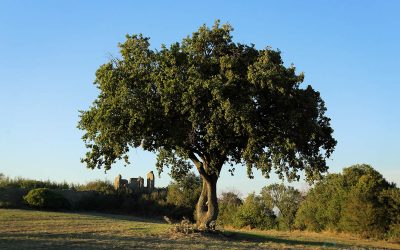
0;228;391;249
0;231;236;250
222;230;350;248
1;210;388;249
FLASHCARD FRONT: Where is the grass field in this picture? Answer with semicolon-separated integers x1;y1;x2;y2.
0;209;399;249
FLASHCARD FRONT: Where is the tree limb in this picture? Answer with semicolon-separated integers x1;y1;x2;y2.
188;151;210;180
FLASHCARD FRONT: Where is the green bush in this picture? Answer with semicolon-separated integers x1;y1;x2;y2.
76;192;119;211
233;193;276;229
294;174;345;232
0;188;29;208
23;188;70;210
295;164;395;239
0;201;13;208
217;191;242;227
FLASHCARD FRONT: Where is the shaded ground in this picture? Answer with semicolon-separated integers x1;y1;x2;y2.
0;209;398;249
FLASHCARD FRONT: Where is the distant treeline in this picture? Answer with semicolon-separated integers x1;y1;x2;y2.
0;174;71;190
0;164;399;241
0;172;198;221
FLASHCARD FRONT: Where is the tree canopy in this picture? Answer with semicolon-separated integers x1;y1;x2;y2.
78;20;336;228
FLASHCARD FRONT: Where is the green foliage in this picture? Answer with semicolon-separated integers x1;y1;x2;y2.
75;191;119;211
295;174;346;231
78;20;336;228
0;175;70;190
78;20;336;184
0;188;29;208
166;172;201;210
233;193;276;229
295;164;395;238
380;188;400;223
340;170;390;238
217;191;243;227
260;184;303;230
387;223;400;243
76;180;115;195
380;188;400;241
23;188;70;210
340;188;386;238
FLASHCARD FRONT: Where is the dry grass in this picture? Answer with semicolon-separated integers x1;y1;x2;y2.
0;209;399;249
224;228;400;249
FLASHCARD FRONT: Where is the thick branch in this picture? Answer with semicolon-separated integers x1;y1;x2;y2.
188;152;209;180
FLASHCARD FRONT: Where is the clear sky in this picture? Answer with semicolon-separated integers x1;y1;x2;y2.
0;1;399;195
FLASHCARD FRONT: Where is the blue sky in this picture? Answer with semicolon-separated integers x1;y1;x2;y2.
0;1;399;195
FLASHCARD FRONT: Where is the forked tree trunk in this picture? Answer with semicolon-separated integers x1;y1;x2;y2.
196;175;218;230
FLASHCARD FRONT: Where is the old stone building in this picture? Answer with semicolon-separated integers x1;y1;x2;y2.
114;171;155;191
146;171;155;190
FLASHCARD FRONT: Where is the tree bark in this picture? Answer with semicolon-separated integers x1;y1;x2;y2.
188;152;220;230
196;178;208;224
196;175;219;230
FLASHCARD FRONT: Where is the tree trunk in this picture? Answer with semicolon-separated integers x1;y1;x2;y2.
196;175;218;230
196;178;208;224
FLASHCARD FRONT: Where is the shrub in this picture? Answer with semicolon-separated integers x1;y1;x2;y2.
294;174;345;231
233;193;276;230
76;192;119;211
0;188;29;208
217;191;242;227
23;188;70;210
295;164;395;239
0;201;13;208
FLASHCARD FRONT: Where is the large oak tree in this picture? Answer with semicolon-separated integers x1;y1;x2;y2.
78;21;336;229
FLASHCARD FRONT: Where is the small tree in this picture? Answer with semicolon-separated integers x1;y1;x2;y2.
217;191;242;227
78;21;336;229
261;183;303;230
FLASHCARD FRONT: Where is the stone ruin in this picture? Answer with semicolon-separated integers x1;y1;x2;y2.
114;171;155;191
146;171;155;190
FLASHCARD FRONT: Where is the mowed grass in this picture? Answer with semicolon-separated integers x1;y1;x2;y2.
0;209;399;249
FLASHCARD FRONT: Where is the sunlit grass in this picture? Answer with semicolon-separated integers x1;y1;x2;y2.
0;209;399;249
